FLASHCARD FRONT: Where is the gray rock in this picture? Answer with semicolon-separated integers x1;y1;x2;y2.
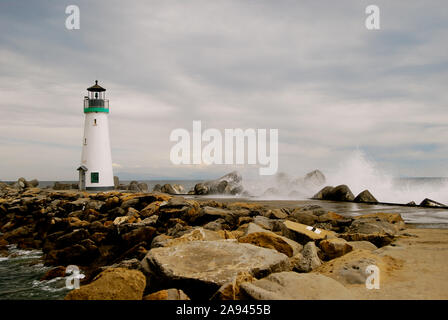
291;241;322;272
161;184;179;194
253;216;275;231
419;198;446;207
141;240;290;299
354;190;378;203
240;272;354;300
194;171;243;195
312;185;355;201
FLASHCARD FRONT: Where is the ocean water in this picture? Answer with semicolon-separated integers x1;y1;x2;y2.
0;245;72;300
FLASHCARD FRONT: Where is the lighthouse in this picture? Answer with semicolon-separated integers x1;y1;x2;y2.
77;80;114;191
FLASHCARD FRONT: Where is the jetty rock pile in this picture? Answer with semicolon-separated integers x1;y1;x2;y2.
153;171;244;196
313;184;447;207
0;183;408;300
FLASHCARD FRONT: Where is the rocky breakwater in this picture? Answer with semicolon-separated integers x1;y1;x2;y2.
0;183;407;300
313;184;448;208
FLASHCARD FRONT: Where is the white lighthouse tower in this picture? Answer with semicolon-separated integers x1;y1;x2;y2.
78;80;114;191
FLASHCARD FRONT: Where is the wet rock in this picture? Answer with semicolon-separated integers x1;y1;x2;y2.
194;183;209;195
157;197;200;224
121;226;156;246
40;266;67;281
65;268;146;300
194;171;243;195
313;185;355;201
55;229;90;249
419;198;447;208
143;288;190;300
354;190;378;203
312;186;334;200
172;184;185;194
141;240;290;299
161;184;179;194
240;272;353;300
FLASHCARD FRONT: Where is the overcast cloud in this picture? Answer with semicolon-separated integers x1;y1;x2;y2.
0;0;447;181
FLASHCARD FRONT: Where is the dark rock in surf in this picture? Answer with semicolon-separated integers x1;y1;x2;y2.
313;185;355;202
354;190;378;203
419;198;447;208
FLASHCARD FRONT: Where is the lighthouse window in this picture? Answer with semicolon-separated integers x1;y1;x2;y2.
94;119;97;126
84;138;87;145
91;172;99;183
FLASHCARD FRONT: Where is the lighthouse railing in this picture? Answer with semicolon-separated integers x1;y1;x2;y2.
84;98;109;111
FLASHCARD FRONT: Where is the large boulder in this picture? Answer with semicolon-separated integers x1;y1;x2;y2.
354;190;378;203
141;240;290;299
312;185;355;201
240;272;354;300
194;171;243;195
65;268;146;300
340;213;404;247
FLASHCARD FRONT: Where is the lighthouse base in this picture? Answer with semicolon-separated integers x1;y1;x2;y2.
86;186;115;191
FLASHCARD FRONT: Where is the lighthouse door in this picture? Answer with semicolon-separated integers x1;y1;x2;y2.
77;165;87;190
79;170;86;190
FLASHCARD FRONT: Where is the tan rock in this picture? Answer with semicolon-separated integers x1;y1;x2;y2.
141;240;290;299
65;268;146;300
212;272;255;300
140;201;165;217
238;232;294;257
313;249;403;285
240;272;354;300
347;241;378;251
143;289;190;300
319;238;353;259
282;220;336;244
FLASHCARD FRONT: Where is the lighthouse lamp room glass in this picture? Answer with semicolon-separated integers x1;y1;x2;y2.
77;81;114;191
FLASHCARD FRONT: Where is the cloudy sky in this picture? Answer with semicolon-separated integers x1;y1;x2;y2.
0;0;447;181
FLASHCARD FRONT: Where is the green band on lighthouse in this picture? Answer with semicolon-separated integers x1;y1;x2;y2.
84;107;109;113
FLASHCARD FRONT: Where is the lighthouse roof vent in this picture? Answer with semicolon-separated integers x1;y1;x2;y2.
87;80;106;92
